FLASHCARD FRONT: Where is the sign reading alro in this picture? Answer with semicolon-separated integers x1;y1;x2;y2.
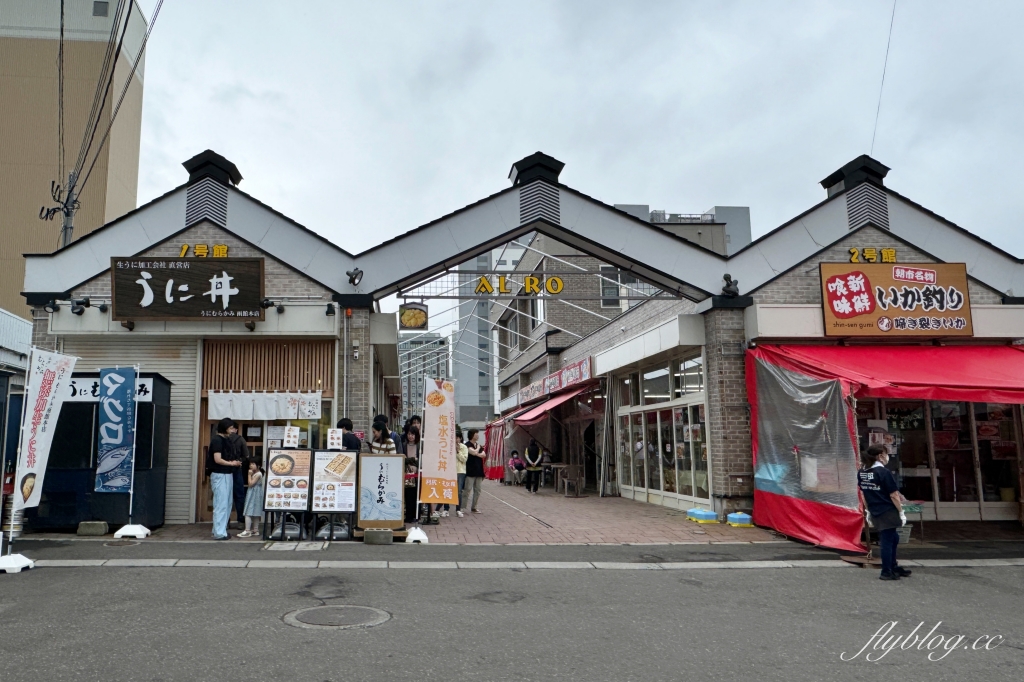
111;258;265;321
819;262;973;337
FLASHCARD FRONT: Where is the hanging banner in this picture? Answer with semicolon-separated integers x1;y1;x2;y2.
14;349;77;510
94;367;138;492
419;378;459;505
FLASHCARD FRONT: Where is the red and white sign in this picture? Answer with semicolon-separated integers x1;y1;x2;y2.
13;349;77;510
892;266;937;284
519;357;593;404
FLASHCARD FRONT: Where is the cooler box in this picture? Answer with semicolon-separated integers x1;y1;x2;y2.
727;512;753;527
687;508;718;523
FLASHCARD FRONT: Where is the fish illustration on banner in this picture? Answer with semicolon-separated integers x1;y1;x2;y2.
14;348;77;510
95;367;137;492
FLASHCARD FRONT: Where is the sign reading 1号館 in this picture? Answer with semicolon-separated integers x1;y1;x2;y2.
111;258;265;321
819;263;973;337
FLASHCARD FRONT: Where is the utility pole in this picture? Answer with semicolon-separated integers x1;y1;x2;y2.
59;170;78;248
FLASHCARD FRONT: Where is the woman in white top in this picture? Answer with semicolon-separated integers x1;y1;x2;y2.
369;421;397;454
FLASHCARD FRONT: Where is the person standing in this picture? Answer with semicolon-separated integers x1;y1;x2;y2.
337;418;362;451
375;414;405;455
208;418;243;540
238;459;264;538
463;429;485;514
369;421;397;454
228;429;250;529
524;439;542;493
858;445;911;581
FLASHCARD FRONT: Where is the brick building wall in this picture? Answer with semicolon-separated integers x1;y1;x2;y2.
702;307;753;514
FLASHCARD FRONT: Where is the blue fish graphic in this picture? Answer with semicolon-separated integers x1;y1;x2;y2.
96;447;132;474
101;476;131;488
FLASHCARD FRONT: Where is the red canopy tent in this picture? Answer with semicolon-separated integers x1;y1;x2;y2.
747;344;1024;552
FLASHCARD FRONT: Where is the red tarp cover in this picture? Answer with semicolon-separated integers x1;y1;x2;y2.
756;344;1024;403
514;386;589;426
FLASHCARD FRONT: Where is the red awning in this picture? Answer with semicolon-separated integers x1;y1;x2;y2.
514;386;589;426
755;344;1024;403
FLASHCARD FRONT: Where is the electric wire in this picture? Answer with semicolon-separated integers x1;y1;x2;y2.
73;0;127;177
870;0;897;156
78;0;164;193
57;0;66;183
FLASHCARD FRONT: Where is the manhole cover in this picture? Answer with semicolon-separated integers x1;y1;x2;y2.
283;605;390;630
103;540;140;547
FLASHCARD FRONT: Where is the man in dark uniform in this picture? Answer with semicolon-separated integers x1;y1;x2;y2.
858;445;911;581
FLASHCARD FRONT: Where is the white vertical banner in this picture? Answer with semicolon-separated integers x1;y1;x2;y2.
419;378;458;505
14;348;77;510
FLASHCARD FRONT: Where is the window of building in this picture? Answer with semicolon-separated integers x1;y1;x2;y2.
496;260;507;266
508;315;519;350
600;265;619;308
642;367;672;405
674;353;705;397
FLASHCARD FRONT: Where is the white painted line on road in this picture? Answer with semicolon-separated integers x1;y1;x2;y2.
524;562;594;569
246;560;319;569
104;559;178;567
787;560;855;568
388;561;459;569
913;558;1015;567
176;559;249;568
592;562;663;570
319;561;388;569
457;562;528;569
33;559;107;567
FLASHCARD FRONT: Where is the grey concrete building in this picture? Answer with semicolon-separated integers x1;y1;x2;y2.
399;331;448;421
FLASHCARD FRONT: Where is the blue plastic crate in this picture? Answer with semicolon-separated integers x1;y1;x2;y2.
687;508;718;523
727;512;753;527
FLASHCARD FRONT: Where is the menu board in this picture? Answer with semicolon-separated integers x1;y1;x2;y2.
283;426;301;448
264;449;312;511
312;450;357;512
327;429;344;450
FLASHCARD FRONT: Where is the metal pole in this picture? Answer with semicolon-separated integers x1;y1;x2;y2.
343;314;348;417
126;365;140;525
4;348;34;556
59;171;77;248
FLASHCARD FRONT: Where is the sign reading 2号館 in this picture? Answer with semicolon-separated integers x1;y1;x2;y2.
111;258;265;321
819;263;973;337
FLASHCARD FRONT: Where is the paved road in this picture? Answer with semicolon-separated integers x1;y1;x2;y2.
2;544;1022;681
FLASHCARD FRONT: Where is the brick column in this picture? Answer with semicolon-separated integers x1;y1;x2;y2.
339;308;373;436
702;299;753;517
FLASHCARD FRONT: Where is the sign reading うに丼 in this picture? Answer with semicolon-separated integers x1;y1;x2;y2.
819;263;973;337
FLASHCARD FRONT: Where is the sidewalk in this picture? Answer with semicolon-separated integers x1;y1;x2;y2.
416;480;774;544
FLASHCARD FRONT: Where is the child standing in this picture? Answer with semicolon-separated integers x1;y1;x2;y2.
238;460;264;538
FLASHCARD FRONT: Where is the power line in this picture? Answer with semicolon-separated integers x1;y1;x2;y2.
870;0;897;156
74;0;127;176
57;0;66;182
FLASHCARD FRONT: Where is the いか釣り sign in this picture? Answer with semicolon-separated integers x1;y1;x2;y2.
819;263;973;337
111;257;264;321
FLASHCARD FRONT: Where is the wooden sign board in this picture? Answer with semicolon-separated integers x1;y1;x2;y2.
111;257;265;321
819;263;973;337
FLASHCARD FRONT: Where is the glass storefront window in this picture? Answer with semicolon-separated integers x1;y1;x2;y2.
618;377;633;408
885;401;932;500
690;404;709;498
645;411;661;490
674;407;692;496
631;412;645;488
659;409;674;493
926;401;975;502
629;372;640;406
674;355;704;398
619;415;632;487
974;403;1020;504
642;367;671;405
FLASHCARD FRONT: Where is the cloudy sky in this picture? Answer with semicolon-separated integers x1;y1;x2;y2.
135;0;1023;260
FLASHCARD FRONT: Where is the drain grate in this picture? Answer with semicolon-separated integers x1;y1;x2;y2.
283;605;390;630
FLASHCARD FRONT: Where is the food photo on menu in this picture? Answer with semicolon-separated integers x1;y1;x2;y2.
312;451;357;512
264;449;312;511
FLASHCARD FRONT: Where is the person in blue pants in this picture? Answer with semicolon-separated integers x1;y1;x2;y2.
208;419;243;540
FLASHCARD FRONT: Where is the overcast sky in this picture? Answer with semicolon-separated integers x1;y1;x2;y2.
135;0;1023;261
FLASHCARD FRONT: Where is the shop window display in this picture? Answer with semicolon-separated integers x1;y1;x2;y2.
674;355;704;398
631;412;645;489
659;409;674;492
879;401;932;501
619;415;632;487
673;407;692;496
926;401;976;502
973;403;1021;504
645;411;661;491
690;404;709;498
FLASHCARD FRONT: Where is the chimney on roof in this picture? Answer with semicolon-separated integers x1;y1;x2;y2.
508;152;565;186
183;150;243;187
819;155;889;197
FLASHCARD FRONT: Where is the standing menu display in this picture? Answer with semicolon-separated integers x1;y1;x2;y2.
264;449;311;510
312;450;357;513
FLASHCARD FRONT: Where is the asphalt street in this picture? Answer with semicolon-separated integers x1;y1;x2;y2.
2;542;1022;681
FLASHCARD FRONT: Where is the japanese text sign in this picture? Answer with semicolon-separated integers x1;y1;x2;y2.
358;455;404;528
264;449;312;511
110;257;264;321
820;263;973;337
94;367;137;493
15;349;77;510
419;378;459;504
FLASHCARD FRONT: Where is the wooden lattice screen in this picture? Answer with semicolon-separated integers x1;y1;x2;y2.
202;340;335;395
